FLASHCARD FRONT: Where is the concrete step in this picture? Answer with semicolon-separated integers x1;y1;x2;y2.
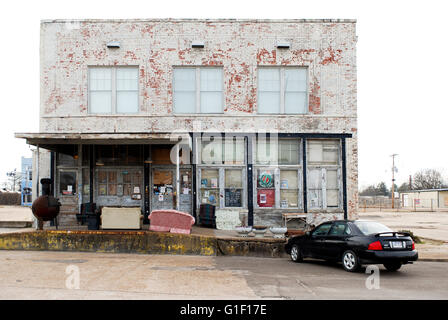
0;221;33;228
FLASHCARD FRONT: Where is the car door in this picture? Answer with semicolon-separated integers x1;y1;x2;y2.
305;222;332;259
325;222;352;259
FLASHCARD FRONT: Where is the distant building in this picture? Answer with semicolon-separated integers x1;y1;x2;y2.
400;189;448;210
21;157;32;206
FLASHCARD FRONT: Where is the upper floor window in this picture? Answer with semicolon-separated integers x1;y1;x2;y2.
89;67;139;114
258;67;307;114
173;67;223;114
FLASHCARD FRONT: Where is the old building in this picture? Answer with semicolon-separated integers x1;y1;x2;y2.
16;18;358;228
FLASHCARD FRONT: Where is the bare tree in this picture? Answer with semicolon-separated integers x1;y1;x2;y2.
412;169;445;190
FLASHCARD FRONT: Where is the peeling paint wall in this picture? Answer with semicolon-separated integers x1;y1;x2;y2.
39;19;358;220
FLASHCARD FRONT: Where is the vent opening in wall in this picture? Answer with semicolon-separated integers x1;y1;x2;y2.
192;41;205;48
106;41;120;49
276;41;291;49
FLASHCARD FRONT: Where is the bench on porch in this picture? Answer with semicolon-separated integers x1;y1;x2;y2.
148;209;195;234
100;207;143;230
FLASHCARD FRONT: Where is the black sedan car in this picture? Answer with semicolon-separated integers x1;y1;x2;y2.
285;220;418;272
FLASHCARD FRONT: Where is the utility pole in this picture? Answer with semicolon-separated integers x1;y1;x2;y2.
391;154;398;209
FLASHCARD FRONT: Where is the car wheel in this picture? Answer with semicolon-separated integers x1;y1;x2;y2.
290;244;303;263
383;262;402;272
342;250;360;272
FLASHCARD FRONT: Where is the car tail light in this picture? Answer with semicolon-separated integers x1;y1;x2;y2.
412;240;415;250
368;241;383;251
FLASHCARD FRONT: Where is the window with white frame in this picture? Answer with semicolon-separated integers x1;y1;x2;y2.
174;67;223;114
89;67;139;114
197;136;246;209
254;138;302;209
307;139;342;210
258;67;307;114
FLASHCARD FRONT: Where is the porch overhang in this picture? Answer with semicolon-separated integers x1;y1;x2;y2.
15;132;190;149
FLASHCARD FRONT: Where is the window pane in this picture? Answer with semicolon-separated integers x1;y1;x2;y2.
279;140;300;165
258;68;280;113
200;169;219;206
201;138;223;164
256;139;277;165
200;91;222;113
117;91;138;113
90;68;112;90
60;172;76;195
280;190;299;208
174;91;196;113
201;169;219;188
327;170;338;189
307;140;339;165
90;91;112;113
200;68;222;91
285;92;307;114
308;169;322;189
174;68;196;113
224;137;245;165
225;169;242;188
285;68;307;92
308;168;322;209
259;69;280;91
258;92;280;113
280;170;298;189
174;68;196;91
116;68;138;91
327;190;339;207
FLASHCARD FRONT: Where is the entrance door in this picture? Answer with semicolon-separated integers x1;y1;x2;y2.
151;168;175;210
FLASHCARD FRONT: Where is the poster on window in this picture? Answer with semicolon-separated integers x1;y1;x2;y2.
257;189;275;207
258;171;274;188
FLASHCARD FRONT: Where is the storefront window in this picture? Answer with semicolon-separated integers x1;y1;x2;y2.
279;140;300;165
256;140;277;165
201;138;223;165
225;169;243;207
257;169;275;207
224;137;245;165
60;171;77;195
326;169;339;207
280;170;299;208
200;169;220;206
307;140;339;165
307;139;341;210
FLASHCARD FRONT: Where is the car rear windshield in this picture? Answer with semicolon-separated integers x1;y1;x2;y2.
354;221;392;235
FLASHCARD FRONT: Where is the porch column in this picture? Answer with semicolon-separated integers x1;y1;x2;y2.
176;143;180;210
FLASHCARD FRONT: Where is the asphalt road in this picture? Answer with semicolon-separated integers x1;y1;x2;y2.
0;250;447;300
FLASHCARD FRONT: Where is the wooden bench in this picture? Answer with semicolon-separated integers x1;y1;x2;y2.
149;209;195;234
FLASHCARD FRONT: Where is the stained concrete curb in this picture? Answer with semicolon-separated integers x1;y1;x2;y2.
0;230;288;258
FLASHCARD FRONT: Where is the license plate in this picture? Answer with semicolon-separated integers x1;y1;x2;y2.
390;241;404;248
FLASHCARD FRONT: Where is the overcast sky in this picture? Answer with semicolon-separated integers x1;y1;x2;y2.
0;0;446;190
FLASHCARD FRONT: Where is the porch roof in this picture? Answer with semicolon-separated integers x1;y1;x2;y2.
15;132;189;147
